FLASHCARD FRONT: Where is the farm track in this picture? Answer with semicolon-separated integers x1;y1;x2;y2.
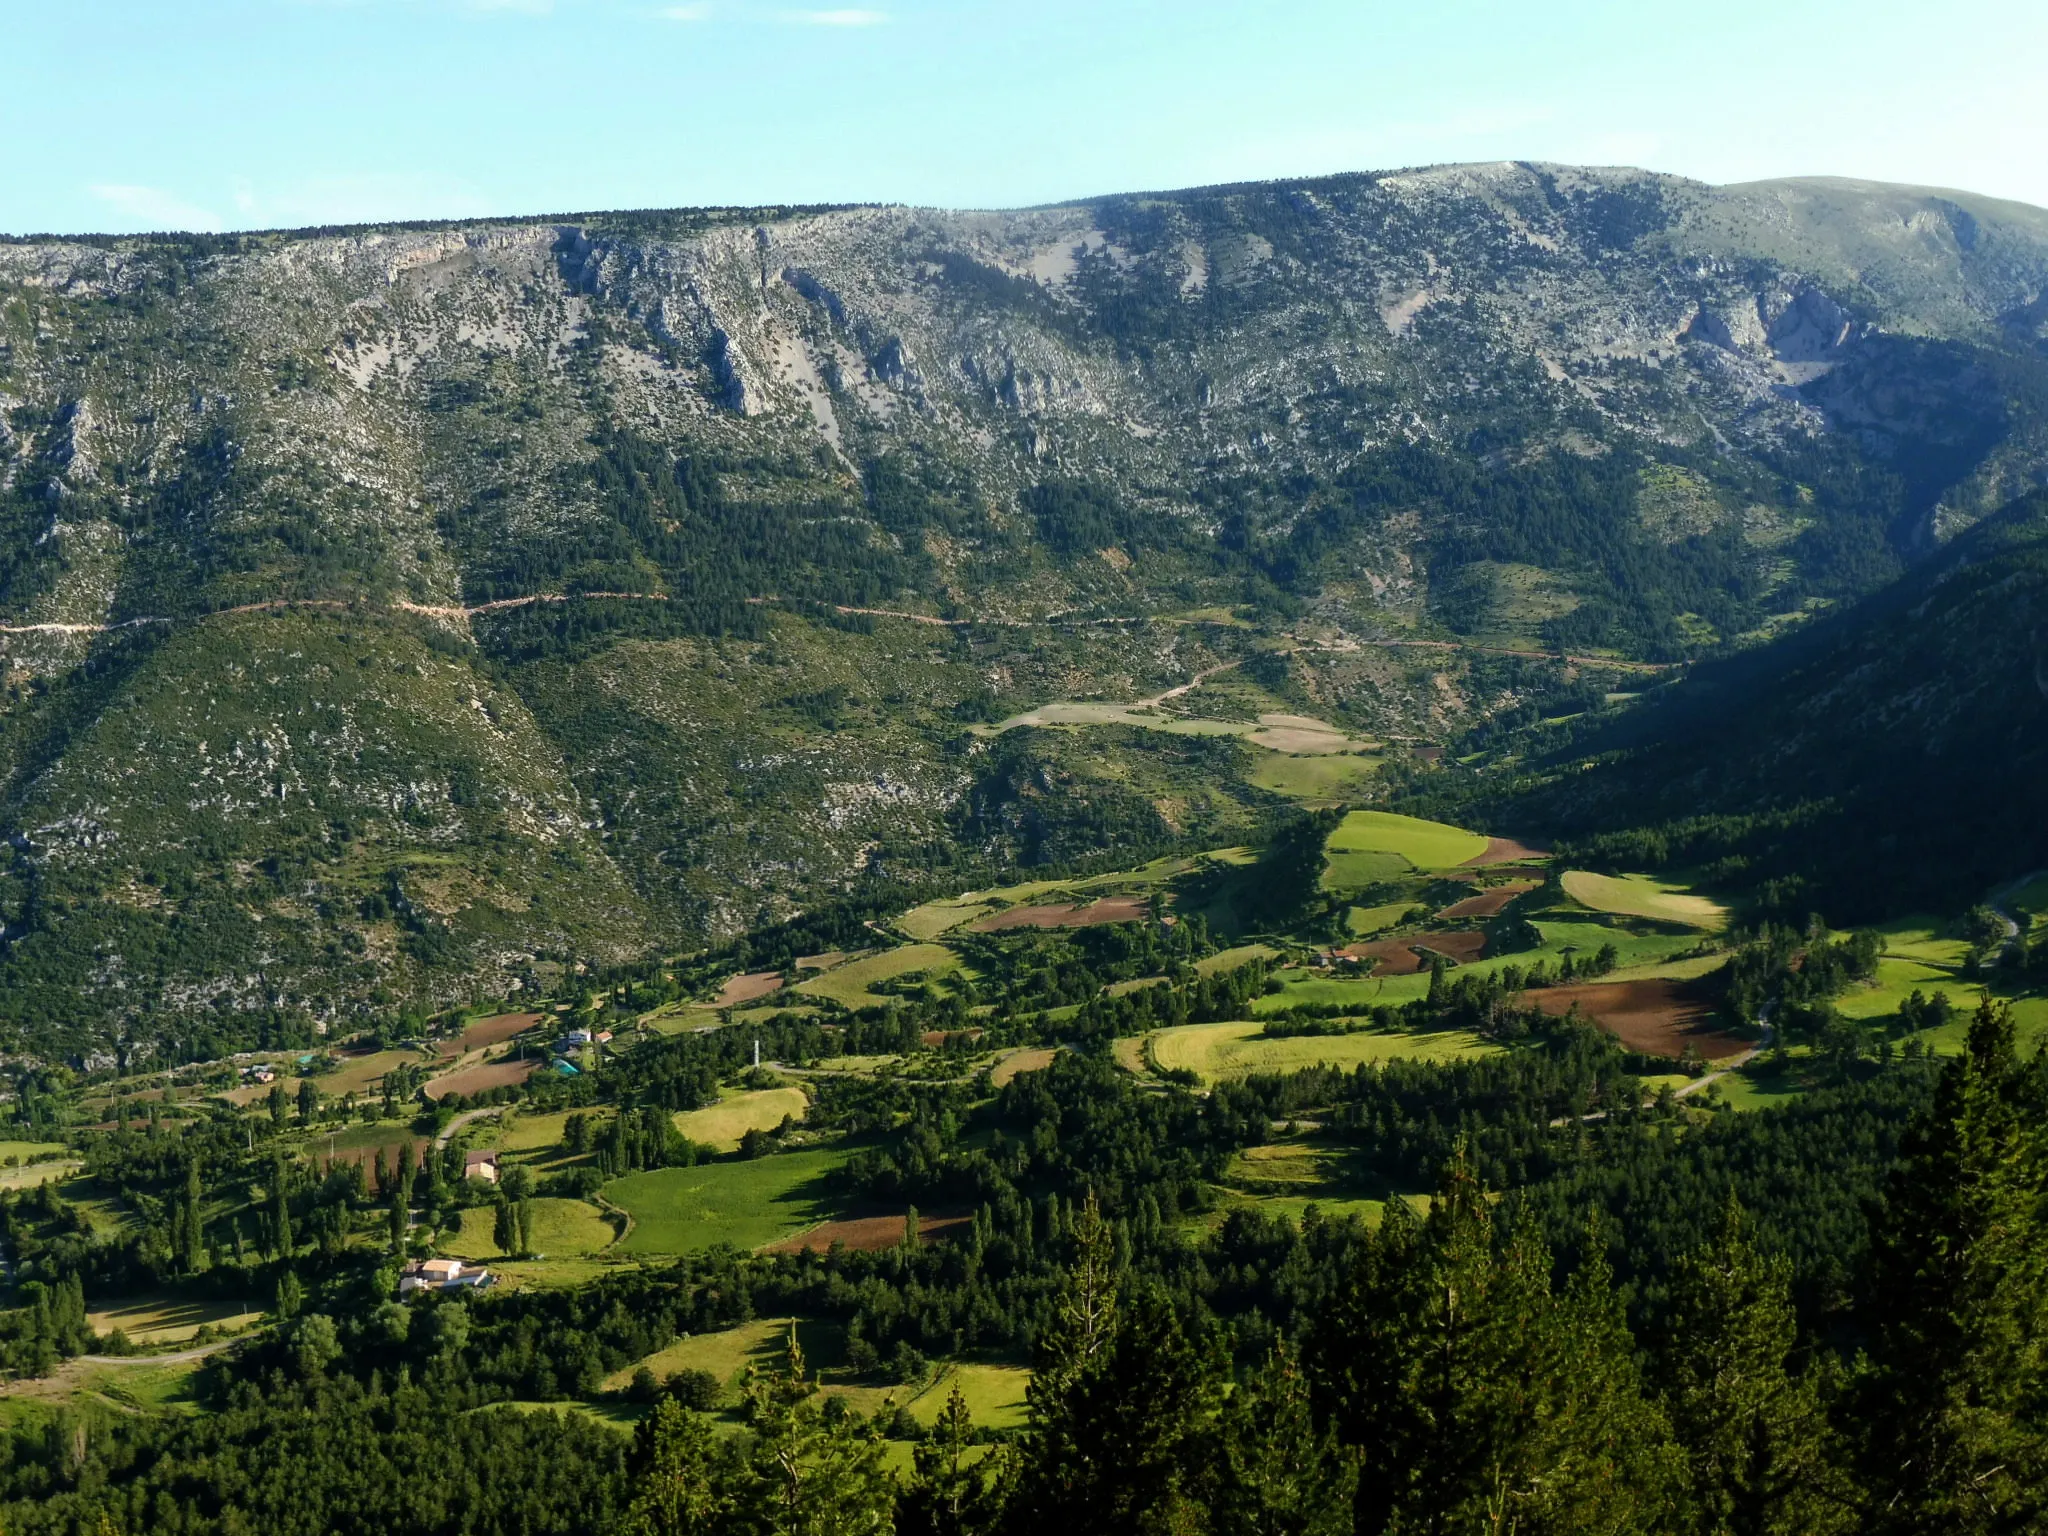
5;594;1678;677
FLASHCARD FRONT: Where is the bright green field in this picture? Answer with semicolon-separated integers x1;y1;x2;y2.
674;1087;810;1152
794;944;961;1008
605;1147;849;1254
908;1363;1032;1431
449;1197;618;1260
1148;1020;1494;1082
1196;944;1280;976
1834;958;1980;1024
1560;871;1727;929
1249;753;1381;801
895;899;995;940
1348;901;1416;936
1323;851;1410;891
0;1141;68;1165
1326;811;1489;871
1873;919;1971;968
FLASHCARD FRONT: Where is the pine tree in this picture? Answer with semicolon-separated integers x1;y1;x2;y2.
1314;1148;1683;1536
1007;1191;1220;1535
1855;998;2048;1533
1661;1199;1850;1536
898;1384;1012;1536
743;1326;895;1535
1203;1342;1356;1536
621;1398;744;1536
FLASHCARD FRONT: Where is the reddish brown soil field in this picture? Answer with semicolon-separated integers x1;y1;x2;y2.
1334;930;1486;976
1522;979;1750;1060
763;1212;972;1255
919;1029;987;1049
424;1059;539;1101
1437;882;1539;920
973;896;1150;932
1462;836;1550;867
438;1012;542;1058
715;971;787;1007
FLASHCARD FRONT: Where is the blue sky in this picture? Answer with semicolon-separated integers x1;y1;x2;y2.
5;0;2045;234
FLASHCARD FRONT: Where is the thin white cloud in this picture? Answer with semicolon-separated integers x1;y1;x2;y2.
784;8;887;24
657;3;711;17
87;184;225;233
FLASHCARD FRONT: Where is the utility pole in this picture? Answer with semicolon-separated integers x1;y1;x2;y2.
753;1038;760;1069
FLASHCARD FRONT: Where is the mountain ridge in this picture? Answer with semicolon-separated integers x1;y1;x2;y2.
5;160;2048;1044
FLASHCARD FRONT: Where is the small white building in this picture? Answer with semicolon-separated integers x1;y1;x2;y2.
399;1258;494;1296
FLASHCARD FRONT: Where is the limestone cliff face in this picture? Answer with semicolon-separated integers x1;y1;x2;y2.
0;162;2046;1039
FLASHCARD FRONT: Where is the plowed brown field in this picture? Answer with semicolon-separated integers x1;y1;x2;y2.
762;1212;972;1254
1523;978;1750;1060
972;896;1149;931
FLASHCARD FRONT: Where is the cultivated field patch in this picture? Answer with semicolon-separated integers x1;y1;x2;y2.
794;944;960;1008
713;971;787;1008
87;1295;263;1346
1523;978;1750;1059
1332;931;1486;976
1462;836;1550;867
991;1048;1057;1087
448;1197;617;1260
1147;1020;1494;1082
1327;810;1490;872
762;1211;970;1254
1560;871;1727;929
425;1058;539;1100
1437;882;1539;919
896;900;995;940
604;1147;848;1254
971;896;1149;931
440;1012;542;1057
1248;753;1380;800
674;1087;810;1152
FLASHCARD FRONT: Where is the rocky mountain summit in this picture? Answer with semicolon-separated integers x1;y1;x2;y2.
3;161;2047;1045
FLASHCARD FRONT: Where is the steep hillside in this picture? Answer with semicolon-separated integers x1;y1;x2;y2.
4;161;2048;1040
1497;489;2048;920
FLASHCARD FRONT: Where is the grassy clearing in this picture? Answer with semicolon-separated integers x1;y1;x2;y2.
1147;1021;1494;1083
1560;871;1727;929
1249;753;1381;800
794;944;960;1008
1347;901;1416;936
489;1108;611;1155
674;1087;811;1152
87;1295;263;1346
908;1363;1032;1431
896;900;995;941
606;1147;849;1255
1873;919;1971;968
1327;810;1490;872
0;1160;81;1190
600;1317;832;1393
1834;958;1979;1024
1196;943;1279;976
991;1048;1057;1088
1323;850;1410;891
447;1198;618;1260
0;1140;68;1165
1712;1066;1809;1112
